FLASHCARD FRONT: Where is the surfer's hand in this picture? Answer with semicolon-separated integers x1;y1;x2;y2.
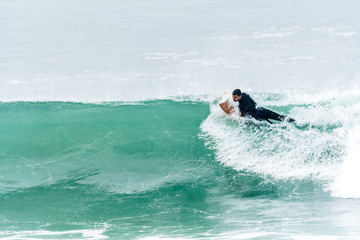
229;106;234;113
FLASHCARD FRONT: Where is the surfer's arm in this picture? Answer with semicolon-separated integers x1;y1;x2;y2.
238;105;245;117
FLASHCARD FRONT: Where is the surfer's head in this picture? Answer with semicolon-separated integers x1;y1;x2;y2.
232;89;242;102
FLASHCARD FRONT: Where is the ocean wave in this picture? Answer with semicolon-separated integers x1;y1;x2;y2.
0;100;211;195
1;89;360;199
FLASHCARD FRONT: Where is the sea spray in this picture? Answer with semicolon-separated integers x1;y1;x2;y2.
331;126;360;198
201;89;360;197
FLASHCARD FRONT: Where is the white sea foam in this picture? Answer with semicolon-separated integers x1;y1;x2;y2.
200;89;360;198
0;228;108;240
252;31;294;39
139;232;347;240
310;27;357;38
144;52;198;61
330;126;360;198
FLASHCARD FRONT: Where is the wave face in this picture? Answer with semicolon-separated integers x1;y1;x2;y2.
1;92;360;239
0;100;211;195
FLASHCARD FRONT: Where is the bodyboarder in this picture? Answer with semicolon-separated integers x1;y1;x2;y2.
232;89;295;123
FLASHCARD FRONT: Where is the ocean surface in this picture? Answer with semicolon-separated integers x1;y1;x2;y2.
1;0;360;239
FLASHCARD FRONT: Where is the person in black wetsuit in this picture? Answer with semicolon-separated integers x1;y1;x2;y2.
232;89;295;123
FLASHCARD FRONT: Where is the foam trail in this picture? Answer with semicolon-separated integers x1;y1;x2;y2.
200;90;360;193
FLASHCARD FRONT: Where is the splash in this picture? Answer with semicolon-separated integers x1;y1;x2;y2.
200;90;360;198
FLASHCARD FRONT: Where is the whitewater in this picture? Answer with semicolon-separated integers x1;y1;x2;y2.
1;0;360;239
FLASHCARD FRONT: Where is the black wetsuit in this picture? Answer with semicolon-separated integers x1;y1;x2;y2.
238;92;292;123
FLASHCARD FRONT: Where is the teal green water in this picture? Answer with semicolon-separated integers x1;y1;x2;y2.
1;100;360;239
